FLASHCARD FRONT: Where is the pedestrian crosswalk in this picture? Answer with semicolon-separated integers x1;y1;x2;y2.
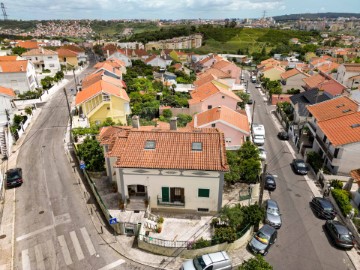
20;227;97;270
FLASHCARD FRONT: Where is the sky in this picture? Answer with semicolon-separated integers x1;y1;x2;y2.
3;0;360;20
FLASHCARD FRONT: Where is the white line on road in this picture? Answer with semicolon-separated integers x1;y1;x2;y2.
57;235;73;266
80;227;96;256
70;231;84;261
16;224;54;242
21;249;31;270
97;259;125;270
34;244;46;270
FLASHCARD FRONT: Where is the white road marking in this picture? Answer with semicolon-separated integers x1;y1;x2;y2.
16;225;54;242
34;244;46;270
21;249;31;270
70;231;84;261
46;239;59;270
16;214;72;242
97;259;126;270
57;235;73;266
80;227;96;256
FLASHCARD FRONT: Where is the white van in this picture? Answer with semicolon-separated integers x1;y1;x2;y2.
251;75;257;83
252;124;265;146
181;251;232;270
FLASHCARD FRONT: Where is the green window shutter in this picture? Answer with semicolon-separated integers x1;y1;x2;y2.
162;187;169;202
198;189;210;198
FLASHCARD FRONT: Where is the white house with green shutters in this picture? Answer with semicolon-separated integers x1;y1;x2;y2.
99;117;229;215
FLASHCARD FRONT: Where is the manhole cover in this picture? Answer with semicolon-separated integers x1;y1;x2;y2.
0;234;6;239
39;211;44;214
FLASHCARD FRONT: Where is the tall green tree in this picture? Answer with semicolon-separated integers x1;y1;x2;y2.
12;46;27;56
77;137;105;172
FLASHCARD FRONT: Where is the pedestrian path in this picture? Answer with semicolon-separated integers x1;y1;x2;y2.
19;227;96;270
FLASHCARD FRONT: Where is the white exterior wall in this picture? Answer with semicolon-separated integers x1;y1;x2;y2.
336;65;360;88
282;74;307;92
116;168;223;213
335;142;360;175
24;55;60;72
0;95;15;126
0;69;37;95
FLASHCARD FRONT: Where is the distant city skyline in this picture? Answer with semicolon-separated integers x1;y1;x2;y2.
2;0;360;20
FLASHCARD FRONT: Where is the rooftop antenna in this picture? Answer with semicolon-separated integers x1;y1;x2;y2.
1;2;8;20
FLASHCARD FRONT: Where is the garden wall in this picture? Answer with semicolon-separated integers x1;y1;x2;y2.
138;226;254;258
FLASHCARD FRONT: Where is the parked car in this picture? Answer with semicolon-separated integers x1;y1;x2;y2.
258;147;267;160
247;98;253;105
265;199;282;229
181;251;232;270
291;159;308;175
264;174;276;191
248;224;277;256
277;131;289;140
324;220;355;250
310;197;336;220
6;168;23;188
255;83;262;89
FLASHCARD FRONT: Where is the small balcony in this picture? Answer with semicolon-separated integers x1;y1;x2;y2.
157;195;185;207
315;134;333;162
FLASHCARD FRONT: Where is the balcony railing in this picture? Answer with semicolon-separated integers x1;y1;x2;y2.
315;134;333;161
157;196;185;206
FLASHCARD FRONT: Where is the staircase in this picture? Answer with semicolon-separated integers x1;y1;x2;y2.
0;130;7;158
126;196;147;211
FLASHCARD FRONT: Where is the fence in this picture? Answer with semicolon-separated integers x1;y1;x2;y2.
72;142;121;234
138;224;251;249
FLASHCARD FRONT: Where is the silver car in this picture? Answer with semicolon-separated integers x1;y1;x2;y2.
265;199;282;229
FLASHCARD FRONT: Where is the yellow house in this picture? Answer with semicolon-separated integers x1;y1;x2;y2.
56;48;79;67
262;66;286;81
75;78;130;126
169;50;188;63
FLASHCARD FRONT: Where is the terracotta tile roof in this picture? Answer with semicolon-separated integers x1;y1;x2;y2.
194;74;217;87
310;58;327;66
303;73;328;88
0;60;28;73
172;63;182;70
319;79;346;96
271;94;292;105
263;66;286;73
192;106;250;134
61;45;84;52
144;55;157;63
307;96;359;122
0;56;18;61
56;48;78;57
212;60;232;70
82;71;126;88
350;168;360;184
318;112;360;146
198;68;231;80
189;80;241;105
22;48;58;56
0;86;16;97
75;80;129;105
280;68;301;80
16;40;38;49
93;62;123;76
257;58;280;69
343;64;360;72
105;128;228;171
198;54;223;65
103;44;118;55
317;62;339;74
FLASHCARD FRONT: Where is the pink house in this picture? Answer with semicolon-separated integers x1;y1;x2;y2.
212;60;242;84
188;80;241;115
188;106;250;150
196;54;224;71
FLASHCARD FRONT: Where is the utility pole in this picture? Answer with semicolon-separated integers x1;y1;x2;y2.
1;3;8;21
63;88;72;129
258;163;267;206
72;68;77;88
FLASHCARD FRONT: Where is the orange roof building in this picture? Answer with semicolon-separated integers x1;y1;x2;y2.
97;118;229;214
16;40;39;50
189;105;250;149
0;86;16;97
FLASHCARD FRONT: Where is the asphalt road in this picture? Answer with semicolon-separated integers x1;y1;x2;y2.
13;59;152;270
246;71;354;270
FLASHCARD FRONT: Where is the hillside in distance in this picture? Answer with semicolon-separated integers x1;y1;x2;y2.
274;12;360;21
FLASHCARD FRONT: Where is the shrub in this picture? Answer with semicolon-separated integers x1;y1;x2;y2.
331;189;353;216
42;69;51;73
239;255;273;270
212;226;237;244
157;216;164;224
330;179;343;189
192;237;212;249
353;218;360;233
306;151;323;173
76;137;105;172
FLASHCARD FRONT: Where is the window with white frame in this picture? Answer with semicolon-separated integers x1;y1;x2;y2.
225;137;232;143
102;93;110;101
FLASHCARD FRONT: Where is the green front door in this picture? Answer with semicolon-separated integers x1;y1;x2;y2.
161;187;169;202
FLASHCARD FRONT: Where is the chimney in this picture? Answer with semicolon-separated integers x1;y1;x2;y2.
107;50;110;58
132;115;140;129
170;117;177;131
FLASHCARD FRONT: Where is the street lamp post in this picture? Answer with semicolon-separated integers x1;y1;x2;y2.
73;68;77;87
